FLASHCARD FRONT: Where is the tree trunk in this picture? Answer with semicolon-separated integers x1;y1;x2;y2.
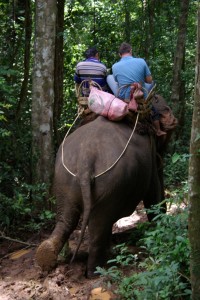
170;0;189;140
53;0;65;147
31;0;57;207
124;0;131;43
188;7;200;300
16;0;32;119
143;0;155;60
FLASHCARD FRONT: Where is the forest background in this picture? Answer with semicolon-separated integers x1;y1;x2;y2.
0;0;196;222
0;0;199;298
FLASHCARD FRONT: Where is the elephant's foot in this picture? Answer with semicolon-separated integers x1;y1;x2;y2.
85;247;109;278
36;239;58;271
86;268;99;279
86;257;107;279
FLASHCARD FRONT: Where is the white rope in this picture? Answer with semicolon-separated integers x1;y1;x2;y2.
62;80;102;176
95;113;139;178
61;113;140;178
61;112;82;177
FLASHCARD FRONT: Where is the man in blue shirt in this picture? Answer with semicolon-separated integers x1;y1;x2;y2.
107;42;166;136
74;47;108;96
110;42;152;99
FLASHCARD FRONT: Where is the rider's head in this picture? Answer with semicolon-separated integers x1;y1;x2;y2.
85;47;98;59
119;42;132;56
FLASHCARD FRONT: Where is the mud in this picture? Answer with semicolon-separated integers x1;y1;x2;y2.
0;203;147;300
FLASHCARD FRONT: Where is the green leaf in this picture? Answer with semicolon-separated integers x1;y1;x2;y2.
172;153;181;163
194;133;200;142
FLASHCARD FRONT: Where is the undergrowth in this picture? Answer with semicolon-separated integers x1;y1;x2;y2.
0;182;56;235
96;194;191;300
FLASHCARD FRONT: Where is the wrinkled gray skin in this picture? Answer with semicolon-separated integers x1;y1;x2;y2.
36;116;163;278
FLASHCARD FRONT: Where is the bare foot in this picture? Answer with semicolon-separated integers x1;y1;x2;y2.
84;108;92;115
156;130;167;136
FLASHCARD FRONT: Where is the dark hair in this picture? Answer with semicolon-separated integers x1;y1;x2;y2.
119;42;132;55
85;47;98;58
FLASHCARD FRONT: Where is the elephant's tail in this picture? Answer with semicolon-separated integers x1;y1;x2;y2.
70;175;93;263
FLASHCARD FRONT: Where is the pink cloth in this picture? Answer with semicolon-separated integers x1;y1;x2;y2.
88;87;128;121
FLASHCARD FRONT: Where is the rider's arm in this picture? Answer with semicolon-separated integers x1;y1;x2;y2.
145;75;153;84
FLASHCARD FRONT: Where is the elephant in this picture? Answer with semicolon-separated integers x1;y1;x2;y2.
36;114;170;278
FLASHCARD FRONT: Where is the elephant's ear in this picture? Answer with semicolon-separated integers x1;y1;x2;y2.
152;94;178;132
160;107;178;131
152;94;168;112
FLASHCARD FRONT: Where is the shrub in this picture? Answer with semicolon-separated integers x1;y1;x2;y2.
96;203;191;300
164;153;189;187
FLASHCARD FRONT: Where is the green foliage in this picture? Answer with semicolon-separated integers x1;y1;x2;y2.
164;153;190;187
0;1;34;231
0;0;197;234
96;243;138;296
24;208;56;232
0;182;55;233
97;200;191;299
108;243;137;267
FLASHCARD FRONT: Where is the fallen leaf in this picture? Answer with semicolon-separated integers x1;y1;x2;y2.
69;287;79;295
89;287;114;300
9;248;31;260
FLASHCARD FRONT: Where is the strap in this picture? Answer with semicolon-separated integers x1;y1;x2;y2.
76;80;103;107
76;79;102;98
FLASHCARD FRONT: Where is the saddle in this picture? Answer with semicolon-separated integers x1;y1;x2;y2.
75;80;177;133
75;80;102;115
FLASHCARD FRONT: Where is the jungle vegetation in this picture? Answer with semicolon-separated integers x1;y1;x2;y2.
0;0;199;298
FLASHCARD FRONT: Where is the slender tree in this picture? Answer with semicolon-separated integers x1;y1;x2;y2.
170;0;189;139
31;0;57;207
124;0;131;43
188;6;200;300
143;0;156;60
54;0;65;147
16;0;32;119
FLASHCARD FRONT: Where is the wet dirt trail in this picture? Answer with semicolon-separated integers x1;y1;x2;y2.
0;203;147;300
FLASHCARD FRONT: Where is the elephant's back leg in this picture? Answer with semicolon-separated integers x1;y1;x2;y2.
86;203;114;278
36;182;82;271
143;171;162;221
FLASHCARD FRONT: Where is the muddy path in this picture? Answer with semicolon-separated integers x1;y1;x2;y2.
0;203;147;300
